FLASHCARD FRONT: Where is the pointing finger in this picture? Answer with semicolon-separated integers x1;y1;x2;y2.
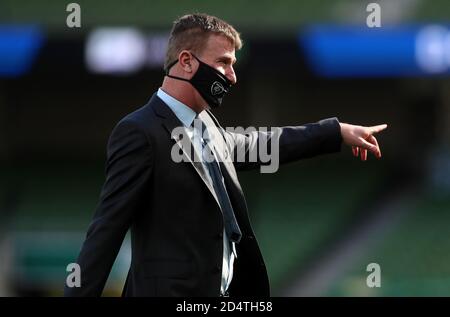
369;124;388;134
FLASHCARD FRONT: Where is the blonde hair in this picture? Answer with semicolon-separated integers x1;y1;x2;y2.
164;13;242;71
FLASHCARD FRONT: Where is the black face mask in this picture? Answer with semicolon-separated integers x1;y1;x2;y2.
165;54;233;108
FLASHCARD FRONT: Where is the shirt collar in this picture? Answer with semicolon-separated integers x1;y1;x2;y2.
157;88;197;128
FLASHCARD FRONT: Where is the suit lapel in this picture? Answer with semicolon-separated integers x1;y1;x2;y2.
151;95;221;208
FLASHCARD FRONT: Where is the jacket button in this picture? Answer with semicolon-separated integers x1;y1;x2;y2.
248;235;255;240
218;232;223;239
214;264;221;273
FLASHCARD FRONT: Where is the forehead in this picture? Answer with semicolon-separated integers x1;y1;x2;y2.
201;34;236;61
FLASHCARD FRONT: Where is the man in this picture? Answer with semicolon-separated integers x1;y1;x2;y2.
64;13;387;297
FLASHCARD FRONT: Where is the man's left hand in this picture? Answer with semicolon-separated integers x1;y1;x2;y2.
339;123;388;161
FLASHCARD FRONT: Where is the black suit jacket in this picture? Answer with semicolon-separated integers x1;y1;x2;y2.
64;93;342;297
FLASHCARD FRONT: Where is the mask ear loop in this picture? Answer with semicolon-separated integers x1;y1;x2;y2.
165;59;189;82
164;53;197;82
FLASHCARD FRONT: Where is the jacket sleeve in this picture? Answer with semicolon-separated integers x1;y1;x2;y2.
223;117;342;172
64;119;153;296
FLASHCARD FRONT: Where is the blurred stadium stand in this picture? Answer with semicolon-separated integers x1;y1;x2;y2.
1;0;450;296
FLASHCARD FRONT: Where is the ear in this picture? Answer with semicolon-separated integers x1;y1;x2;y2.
178;50;195;73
